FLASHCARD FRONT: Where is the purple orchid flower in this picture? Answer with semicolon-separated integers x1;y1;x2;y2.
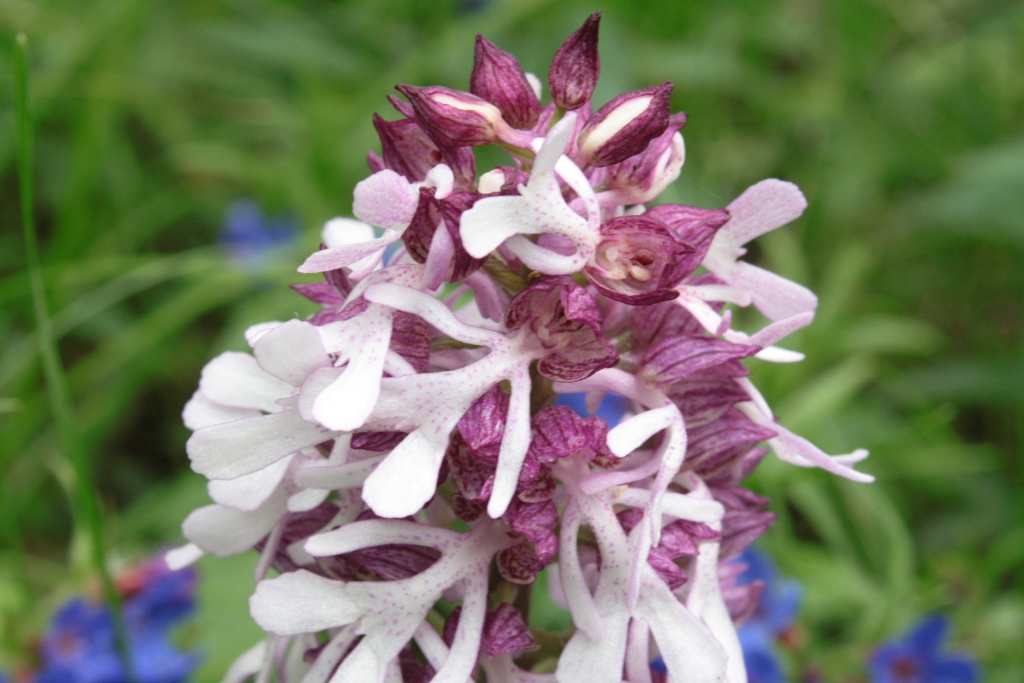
170;16;878;683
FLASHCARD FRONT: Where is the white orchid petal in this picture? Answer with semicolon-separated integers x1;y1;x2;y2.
730;261;818;321
305;519;458;557
165;543;204;570
606;404;675;457
208;455;292;511
254;319;331;386
487;369;533;519
251;570;361;635
182;390;259;430
199;352;293;413
361;429;450;518
294;455;385;490
188;409;335;480
182;497;284;557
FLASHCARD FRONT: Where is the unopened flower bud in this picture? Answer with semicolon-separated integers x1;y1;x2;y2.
396;84;503;147
577;82;674;167
549;12;601;111
471;36;541;129
372;113;443;182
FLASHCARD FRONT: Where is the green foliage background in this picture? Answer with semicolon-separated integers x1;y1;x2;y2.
1;0;1021;680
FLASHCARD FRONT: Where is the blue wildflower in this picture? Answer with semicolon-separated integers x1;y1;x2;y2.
554;391;632;427
220;199;297;267
31;559;199;683
734;547;803;683
868;615;979;683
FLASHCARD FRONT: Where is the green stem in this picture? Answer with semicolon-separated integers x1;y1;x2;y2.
14;32;136;682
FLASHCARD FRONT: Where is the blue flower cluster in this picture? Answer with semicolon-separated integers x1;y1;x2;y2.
30;559;199;683
735;548;802;683
220;199;297;268
869;615;979;683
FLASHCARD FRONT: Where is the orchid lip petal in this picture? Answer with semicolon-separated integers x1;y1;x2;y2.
606;404;675;457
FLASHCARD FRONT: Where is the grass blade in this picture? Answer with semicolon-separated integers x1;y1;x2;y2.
14;32;136;681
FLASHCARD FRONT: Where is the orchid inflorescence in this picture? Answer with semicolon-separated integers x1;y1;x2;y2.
169;13;873;683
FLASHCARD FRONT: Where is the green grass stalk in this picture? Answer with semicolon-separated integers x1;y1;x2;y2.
14;32;137;682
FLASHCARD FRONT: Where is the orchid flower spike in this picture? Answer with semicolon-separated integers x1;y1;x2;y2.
174;18;874;683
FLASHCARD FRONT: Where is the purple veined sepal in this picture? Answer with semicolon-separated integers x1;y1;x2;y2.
298;163;454;275
471;35;541;129
252;518;518;683
591;112;688;206
576;82;674;168
459;111;603;275
549;12;601;111
584;214;696;306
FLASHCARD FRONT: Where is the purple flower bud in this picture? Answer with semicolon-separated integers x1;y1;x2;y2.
367;150;386;173
641;334;758;387
585;215;695;305
516;465;555;503
577;82;674;167
471;36;541;129
528;405;590;462
458;385;510;463
396;84;503;147
549;12;601;111
497;541;546;584
372;114;443;182
646;547;689;590
437;190;489;280
447;436;496;502
705;447;768;487
506;276;619;382
482;604;538;656
399;647;437;683
390;311;431;373
504;498;558;544
351;430;407;452
594;112;688;204
644;204;731;279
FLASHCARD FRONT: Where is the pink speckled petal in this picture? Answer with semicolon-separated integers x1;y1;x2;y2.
721;178;807;247
353;169;421;232
730;260;818;321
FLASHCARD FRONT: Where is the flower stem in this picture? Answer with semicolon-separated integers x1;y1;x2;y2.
14;32;136;683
